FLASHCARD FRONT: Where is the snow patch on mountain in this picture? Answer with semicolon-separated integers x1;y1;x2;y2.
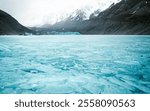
36;0;121;26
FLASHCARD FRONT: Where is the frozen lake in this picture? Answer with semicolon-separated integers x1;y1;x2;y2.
0;35;150;94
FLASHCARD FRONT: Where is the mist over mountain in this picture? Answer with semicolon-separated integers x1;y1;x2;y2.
38;0;150;35
0;0;120;27
0;0;150;35
0;10;32;35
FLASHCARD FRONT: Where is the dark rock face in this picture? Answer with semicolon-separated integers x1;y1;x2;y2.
82;0;150;34
45;0;150;35
0;10;32;35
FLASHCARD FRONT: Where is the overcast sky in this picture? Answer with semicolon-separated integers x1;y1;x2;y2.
0;0;120;26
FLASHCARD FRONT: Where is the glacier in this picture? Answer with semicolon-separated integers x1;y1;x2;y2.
0;35;150;94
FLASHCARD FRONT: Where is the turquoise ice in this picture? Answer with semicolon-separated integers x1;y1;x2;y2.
0;35;150;94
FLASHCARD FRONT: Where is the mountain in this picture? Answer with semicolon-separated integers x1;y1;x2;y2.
36;9;88;34
42;0;150;35
81;0;150;34
0;10;32;35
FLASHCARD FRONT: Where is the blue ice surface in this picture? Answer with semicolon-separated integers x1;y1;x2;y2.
48;31;80;35
0;35;150;94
